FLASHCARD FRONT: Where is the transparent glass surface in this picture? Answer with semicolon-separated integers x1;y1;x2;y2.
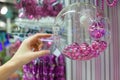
54;3;111;60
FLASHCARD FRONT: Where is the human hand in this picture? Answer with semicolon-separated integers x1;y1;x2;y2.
10;33;51;66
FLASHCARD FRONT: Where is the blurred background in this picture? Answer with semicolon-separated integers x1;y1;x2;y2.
0;0;64;79
0;0;20;79
0;0;120;80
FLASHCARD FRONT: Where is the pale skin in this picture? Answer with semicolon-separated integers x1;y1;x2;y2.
0;33;51;80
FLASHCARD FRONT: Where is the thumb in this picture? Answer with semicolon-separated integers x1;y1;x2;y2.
33;50;50;58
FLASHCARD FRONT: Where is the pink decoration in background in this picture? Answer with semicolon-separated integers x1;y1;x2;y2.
96;0;118;10
50;0;56;3
9;40;22;56
18;12;25;18
106;0;118;7
16;0;63;18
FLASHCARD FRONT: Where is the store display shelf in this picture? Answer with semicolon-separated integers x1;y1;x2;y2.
15;17;56;29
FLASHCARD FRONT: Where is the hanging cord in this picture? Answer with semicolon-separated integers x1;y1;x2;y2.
95;0;104;19
101;0;104;10
95;0;104;10
96;0;99;6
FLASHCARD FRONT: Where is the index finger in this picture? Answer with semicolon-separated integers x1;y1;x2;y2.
30;33;52;42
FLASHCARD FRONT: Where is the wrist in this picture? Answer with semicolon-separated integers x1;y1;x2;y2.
0;59;21;80
9;57;23;68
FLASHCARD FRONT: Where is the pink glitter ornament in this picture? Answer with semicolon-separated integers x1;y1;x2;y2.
63;42;80;60
79;43;91;57
89;22;106;39
91;40;100;50
91;40;107;52
98;40;107;52
16;0;63;18
62;41;106;60
91;48;100;57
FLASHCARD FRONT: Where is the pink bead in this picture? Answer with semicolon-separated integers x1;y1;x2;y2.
48;41;52;45
89;48;100;58
99;41;107;52
63;40;107;60
79;43;91;57
75;52;80;56
28;15;34;19
72;56;78;60
91;40;100;50
96;10;104;18
89;22;106;39
66;53;72;58
71;53;75;57
62;42;80;60
18;12;25;18
92;40;107;52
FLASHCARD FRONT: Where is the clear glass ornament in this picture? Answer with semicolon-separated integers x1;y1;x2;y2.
53;3;111;60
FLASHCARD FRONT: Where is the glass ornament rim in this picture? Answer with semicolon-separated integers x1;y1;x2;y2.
54;2;96;25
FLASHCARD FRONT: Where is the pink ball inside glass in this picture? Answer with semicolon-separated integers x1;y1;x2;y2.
91;40;107;52
79;43;91;57
89;22;106;39
63;42;80;60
